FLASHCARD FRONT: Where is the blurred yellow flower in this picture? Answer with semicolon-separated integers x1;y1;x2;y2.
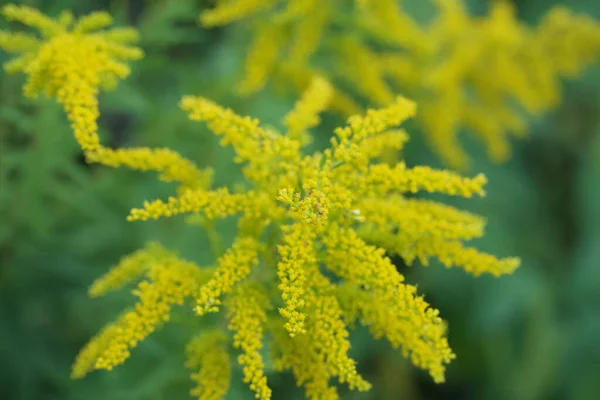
199;0;600;169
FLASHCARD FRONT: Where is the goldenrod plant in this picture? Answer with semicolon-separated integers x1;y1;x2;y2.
76;83;521;398
199;0;600;169
0;5;522;398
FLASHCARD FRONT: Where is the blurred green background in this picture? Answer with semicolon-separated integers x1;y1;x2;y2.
1;0;600;399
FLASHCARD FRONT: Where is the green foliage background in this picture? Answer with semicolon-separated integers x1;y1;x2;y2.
1;0;600;399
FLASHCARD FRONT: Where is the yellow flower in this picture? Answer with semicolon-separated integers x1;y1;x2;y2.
195;237;261;316
286;3;329;67
283;75;333;145
195;0;600;169
323;225;456;382
0;4;534;399
173;88;517;392
276;223;316;336
199;0;277;27
185;330;231;400
51;61;519;398
308;294;371;391
333;36;395;106
86;147;213;191
271;288;371;398
127;188;248;222
238;21;283;94
72;255;212;376
0;4;143;152
88;242;175;298
226;285;272;400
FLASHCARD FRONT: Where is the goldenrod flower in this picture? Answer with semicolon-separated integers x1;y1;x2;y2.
72;255;212;377
86;147;213;191
127;188;248;222
0;4;532;399
72;83;518;398
88;242;174;298
196;0;600;169
0;23;523;393
226;285;272;400
0;6;216;194
195;238;261;316
0;4;143;152
238;21;283;94
185;330;231;400
199;0;277;27
276;223;316;336
283;75;333;145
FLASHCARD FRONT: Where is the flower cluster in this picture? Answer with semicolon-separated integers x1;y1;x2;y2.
0;4;143;151
83;76;517;399
0;4;210;191
199;0;600;169
2;5;521;400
